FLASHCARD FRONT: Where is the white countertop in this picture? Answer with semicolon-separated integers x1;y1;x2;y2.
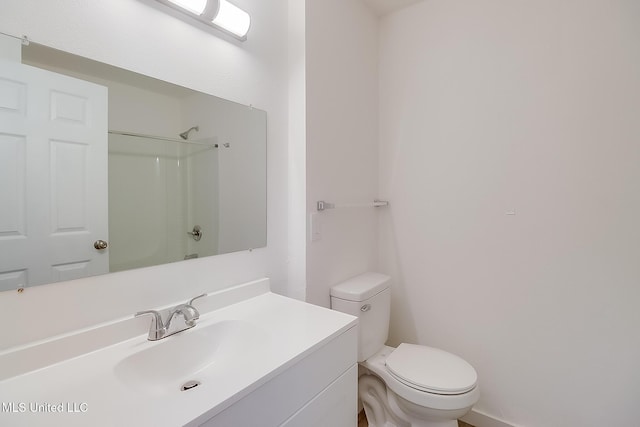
0;282;357;426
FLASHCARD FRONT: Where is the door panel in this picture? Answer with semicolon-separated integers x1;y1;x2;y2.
50;139;89;232
0;59;108;290
0;269;27;291
0;134;26;237
51;261;90;282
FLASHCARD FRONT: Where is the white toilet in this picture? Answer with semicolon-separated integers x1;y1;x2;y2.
330;272;479;427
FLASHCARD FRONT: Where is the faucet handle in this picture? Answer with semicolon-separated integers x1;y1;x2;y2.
188;293;207;306
186;293;207;322
135;310;167;340
135;309;163;322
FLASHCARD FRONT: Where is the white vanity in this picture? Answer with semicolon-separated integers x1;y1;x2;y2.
0;279;358;426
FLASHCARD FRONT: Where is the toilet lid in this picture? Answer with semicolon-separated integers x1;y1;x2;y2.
385;343;477;395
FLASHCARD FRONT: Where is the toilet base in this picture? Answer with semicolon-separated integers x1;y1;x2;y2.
359;374;470;427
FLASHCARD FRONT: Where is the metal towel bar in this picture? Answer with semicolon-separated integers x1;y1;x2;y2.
316;200;389;212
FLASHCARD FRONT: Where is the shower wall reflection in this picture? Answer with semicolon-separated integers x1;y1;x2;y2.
108;134;219;272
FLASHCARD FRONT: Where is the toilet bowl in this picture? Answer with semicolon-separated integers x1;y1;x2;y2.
330;272;479;427
360;345;479;427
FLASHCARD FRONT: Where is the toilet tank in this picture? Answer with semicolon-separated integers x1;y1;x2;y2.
330;272;391;362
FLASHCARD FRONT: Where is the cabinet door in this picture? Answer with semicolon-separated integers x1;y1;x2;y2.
280;365;358;427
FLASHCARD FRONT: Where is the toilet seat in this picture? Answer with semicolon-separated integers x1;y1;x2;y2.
385;344;477;395
361;346;480;412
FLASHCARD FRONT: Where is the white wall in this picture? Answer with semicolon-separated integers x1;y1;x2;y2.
0;0;291;349
286;0;307;302
305;0;380;307
379;1;640;425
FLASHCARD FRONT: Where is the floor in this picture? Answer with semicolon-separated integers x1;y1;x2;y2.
358;410;475;427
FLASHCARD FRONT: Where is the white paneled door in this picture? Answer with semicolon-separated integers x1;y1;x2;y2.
0;59;108;290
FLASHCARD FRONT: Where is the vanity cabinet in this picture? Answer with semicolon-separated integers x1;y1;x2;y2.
0;281;358;427
196;326;358;427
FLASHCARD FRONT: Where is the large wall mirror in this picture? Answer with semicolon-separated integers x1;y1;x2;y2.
0;41;267;291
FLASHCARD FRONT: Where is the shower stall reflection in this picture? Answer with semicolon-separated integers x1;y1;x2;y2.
108;132;219;272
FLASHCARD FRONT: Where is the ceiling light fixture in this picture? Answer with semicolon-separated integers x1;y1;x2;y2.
157;0;251;41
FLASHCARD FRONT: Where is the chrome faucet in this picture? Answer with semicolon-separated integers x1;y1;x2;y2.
135;294;206;341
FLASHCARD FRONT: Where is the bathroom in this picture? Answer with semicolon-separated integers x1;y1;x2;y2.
0;0;638;426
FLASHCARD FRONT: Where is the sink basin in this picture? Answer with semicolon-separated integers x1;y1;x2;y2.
114;319;268;393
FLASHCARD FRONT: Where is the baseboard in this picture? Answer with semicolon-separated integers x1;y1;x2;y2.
460;409;518;427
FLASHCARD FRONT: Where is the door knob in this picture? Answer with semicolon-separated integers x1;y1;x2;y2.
94;240;108;250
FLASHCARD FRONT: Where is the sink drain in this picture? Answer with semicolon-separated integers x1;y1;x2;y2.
181;380;201;391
